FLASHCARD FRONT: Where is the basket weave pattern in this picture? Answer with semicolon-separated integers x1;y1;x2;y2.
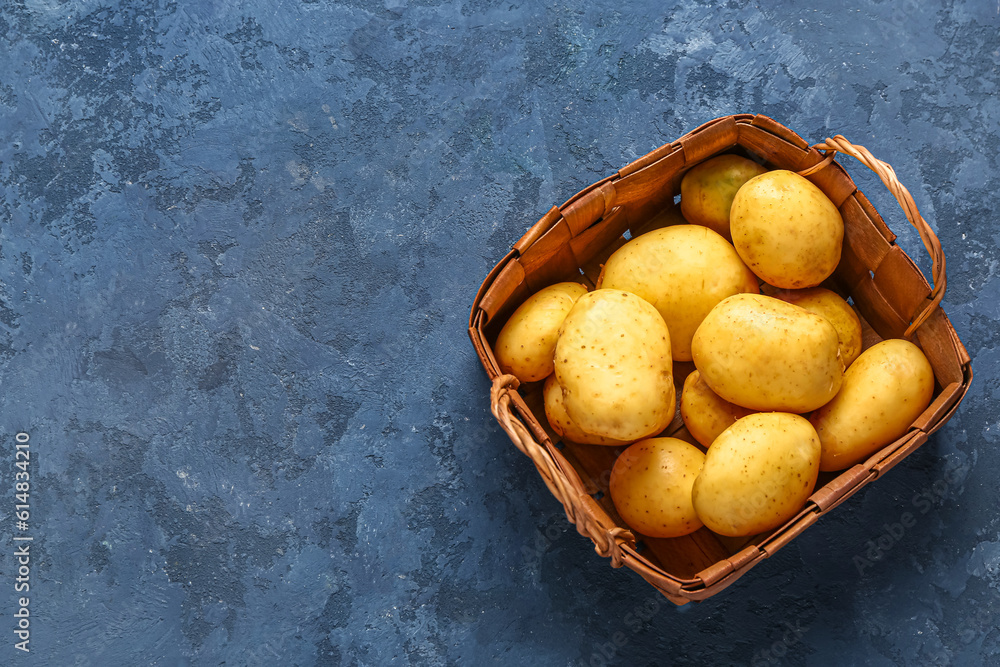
469;114;972;604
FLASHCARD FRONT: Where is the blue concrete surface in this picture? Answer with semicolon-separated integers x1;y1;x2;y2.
0;0;997;664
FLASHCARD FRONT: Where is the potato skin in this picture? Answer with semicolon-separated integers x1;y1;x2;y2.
680;154;769;242
680;370;754;449
692;293;844;412
731;170;844;289
765;286;863;368
609;438;705;538
810;339;935;471
495;282;588;383
692;413;821;537
555;290;675;441
599;225;759;361
543;375;629;447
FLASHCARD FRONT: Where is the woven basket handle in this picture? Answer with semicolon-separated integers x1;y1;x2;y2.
489;374;633;567
801;136;946;338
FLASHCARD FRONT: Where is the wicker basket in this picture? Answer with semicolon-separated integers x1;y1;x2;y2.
468;114;972;604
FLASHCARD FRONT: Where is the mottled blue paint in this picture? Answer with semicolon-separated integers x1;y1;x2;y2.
0;0;996;664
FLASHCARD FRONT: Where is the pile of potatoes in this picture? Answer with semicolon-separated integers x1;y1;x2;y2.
494;154;935;540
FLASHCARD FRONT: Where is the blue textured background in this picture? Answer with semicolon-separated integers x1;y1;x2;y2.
0;0;997;664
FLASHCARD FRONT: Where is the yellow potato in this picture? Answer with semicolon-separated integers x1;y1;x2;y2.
598;225;759;361
731;170;844;289
680;370;754;449
495;282;588;383
691;293;843;412
810;339;935;471
555;290;675;441
692;413;821;537
765;286;864;368
543;375;629;446
680;154;769;241
609;437;705;538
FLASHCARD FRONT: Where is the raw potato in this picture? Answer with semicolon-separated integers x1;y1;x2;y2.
598;225;759;361
680;370;754;449
692;413;821;537
691;293;844;412
609;438;705;538
680;154;769;241
543;375;628;446
495;282;588;383
810;339;935;472
731;170;844;289
555;290;675;441
765;286;864;368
